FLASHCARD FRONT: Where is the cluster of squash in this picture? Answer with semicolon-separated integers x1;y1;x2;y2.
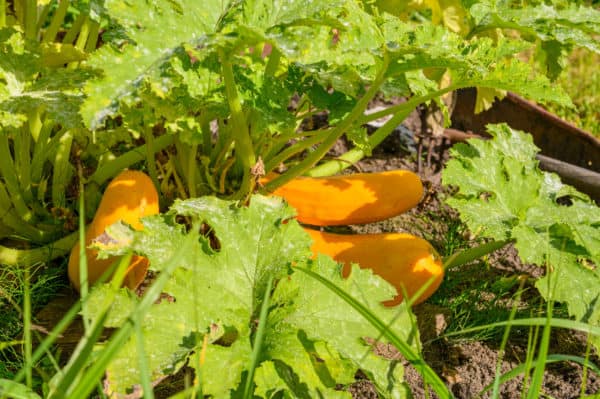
69;169;443;306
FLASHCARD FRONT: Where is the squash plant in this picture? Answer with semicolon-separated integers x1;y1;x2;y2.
1;1;600;397
443;124;600;351
2;0;600;267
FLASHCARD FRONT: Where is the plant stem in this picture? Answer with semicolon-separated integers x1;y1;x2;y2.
143;126;160;195
51;129;74;209
263;132;327;173
0;134;35;222
43;0;70;43
0;0;5;28
219;50;256;199
88;134;174;186
187;143;198;198
0;231;78;266
307;87;456;177
24;0;37;40
262;53;390;191
35;1;52;33
62;12;86;44
264;46;281;77
84;20;100;53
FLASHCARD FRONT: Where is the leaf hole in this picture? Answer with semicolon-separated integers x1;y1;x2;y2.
556;195;573;206
199;223;221;252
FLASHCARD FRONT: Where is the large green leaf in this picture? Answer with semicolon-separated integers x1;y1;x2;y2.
470;2;600;78
88;195;413;397
0;28;89;129
443;123;600;348
80;0;229;128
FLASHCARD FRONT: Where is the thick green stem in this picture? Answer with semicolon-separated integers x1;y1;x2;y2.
16;125;33;205
0;134;35;222
31;120;61;184
67;15;89;68
43;0;70;43
88;134;173;186
201;119;212;156
220;50;256;198
0;0;6;28
84;20;100;53
0;181;50;241
262;54;390;192
62;12;85;44
24;0;37;40
263;132;326;173
187;143;198;198
307;86;457;177
35;2;51;33
51;130;74;208
264;46;281;77
0;231;78;266
143;126;160;195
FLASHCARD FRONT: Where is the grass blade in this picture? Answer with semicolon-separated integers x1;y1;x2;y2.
243;277;273;399
480;354;600;396
294;266;454;399
526;302;554;399
442;317;600;338
134;312;155;399
22;267;32;389
443;239;511;269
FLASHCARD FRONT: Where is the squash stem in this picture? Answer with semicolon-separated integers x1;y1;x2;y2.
219;50;256;199
187;143;198;198
307;86;457;177
62;13;86;44
89;134;173;187
43;0;70;43
84;19;100;53
0;231;79;266
24;0;37;40
263;46;281;78
0;134;35;223
0;0;6;28
51;129;74;209
143;126;161;196
262;52;390;192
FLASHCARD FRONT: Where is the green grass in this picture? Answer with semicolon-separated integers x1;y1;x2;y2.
0;263;68;380
547;48;600;137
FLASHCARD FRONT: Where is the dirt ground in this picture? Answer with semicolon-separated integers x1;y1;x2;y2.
331;107;600;398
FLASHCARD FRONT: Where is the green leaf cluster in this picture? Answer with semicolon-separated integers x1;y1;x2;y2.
443;123;600;348
87;195;415;397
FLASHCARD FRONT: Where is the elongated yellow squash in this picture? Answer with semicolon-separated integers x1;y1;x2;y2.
305;228;443;306
264;170;423;226
68;170;159;292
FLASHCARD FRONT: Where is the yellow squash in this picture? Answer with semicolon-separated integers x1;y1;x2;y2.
264;170;423;226
68;170;159;291
305;228;444;306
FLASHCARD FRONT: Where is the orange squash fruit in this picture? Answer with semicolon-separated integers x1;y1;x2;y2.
262;170;423;226
305;228;443;306
68;170;159;292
